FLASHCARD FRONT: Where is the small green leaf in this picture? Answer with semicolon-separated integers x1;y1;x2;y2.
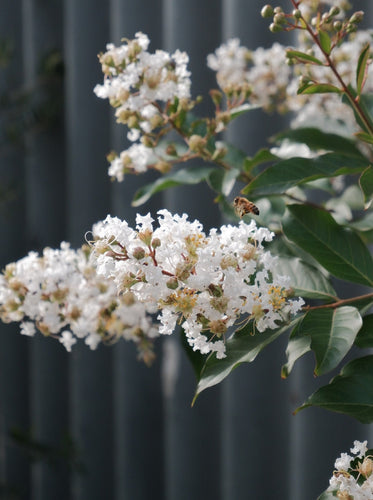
282;205;373;287
192;318;301;404
355;131;373;145
229;103;260;119
285;307;362;377
243;153;368;197
298;83;341;95
359;165;373;208
342;88;373;135
296;355;373;423
317;489;338;500
319;31;332;55
275;256;337;301
207;168;240;196
132;167;214;206
286;49;324;65
355;314;373;348
356;43;371;96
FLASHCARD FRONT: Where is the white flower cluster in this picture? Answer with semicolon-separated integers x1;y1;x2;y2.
90;209;304;359
94;32;191;181
328;440;373;499
208;29;373;135
0;242;158;363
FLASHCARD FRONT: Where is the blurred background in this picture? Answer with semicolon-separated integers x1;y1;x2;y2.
1;0;373;499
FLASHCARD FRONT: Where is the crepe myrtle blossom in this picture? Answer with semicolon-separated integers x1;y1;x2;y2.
90;209;304;359
94;32;192;180
0;242;158;364
208;28;373;134
327;440;373;499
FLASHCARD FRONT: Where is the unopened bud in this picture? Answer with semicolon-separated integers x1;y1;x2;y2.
151;237;161;248
188;134;206;152
166;277;179;290
350;11;364;24
154;160;172;174
209;89;223;106
273;6;283;14
261;4;274;18
165;143;178;156
141;135;155;148
269;22;283;32
274;12;286;24
292;9;302;19
333;20;342;31
132;247;146;260
360;457;373;478
329;6;340;17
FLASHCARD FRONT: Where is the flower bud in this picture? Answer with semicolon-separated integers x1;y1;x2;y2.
141;135;155;148
273;6;283;14
292;9;302;19
329;6;340;17
274;12;286;25
209;89;223;107
151;237;161;248
188;134;206;153
154;160;172;174
132;247;146;260
166;143;178;156
349;11;364;24
166;277;179;290
360;457;373;478
333;20;342;31
260;4;274;18
269;22;283;33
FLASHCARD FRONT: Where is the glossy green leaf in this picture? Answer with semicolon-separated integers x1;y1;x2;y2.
283;307;362;378
282;205;373;287
359;166;373;208
355;313;373;348
319;31;331;55
342;89;373;135
275;256;337;301
207;167;240;196
244;148;278;173
192;318;301;405
296;355;373;423
274;128;365;158
356;43;371;96
298;83;341;95
243;153;369;197
229;103;260;119
355;131;373;145
286;49;324;65
132;166;214;206
223;143;249;171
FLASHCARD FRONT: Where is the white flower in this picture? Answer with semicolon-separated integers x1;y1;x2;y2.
20;322;36;337
59;331;77;352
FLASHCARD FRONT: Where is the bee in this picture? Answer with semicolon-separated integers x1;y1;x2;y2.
233;196;259;217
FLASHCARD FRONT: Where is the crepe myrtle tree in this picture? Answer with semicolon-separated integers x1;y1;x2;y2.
1;2;373;496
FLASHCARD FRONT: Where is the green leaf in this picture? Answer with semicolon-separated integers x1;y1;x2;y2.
275;256;337;301
192;318;301;405
319;31;332;55
317;489;338;500
283;307;362;378
355;313;373;348
359;166;373;208
342;89;373;135
282;205;373;287
243;153;369;197
273;128;365;158
244;148;278;173
298;83;341;95
207;167;240;196
296;355;373;423
132;166;214;206
223;143;250;171
355;131;373;145
286;49;324;65
356;43;371;96
229;103;260;119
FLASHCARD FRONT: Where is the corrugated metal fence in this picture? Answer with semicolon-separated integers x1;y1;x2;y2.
0;1;372;499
